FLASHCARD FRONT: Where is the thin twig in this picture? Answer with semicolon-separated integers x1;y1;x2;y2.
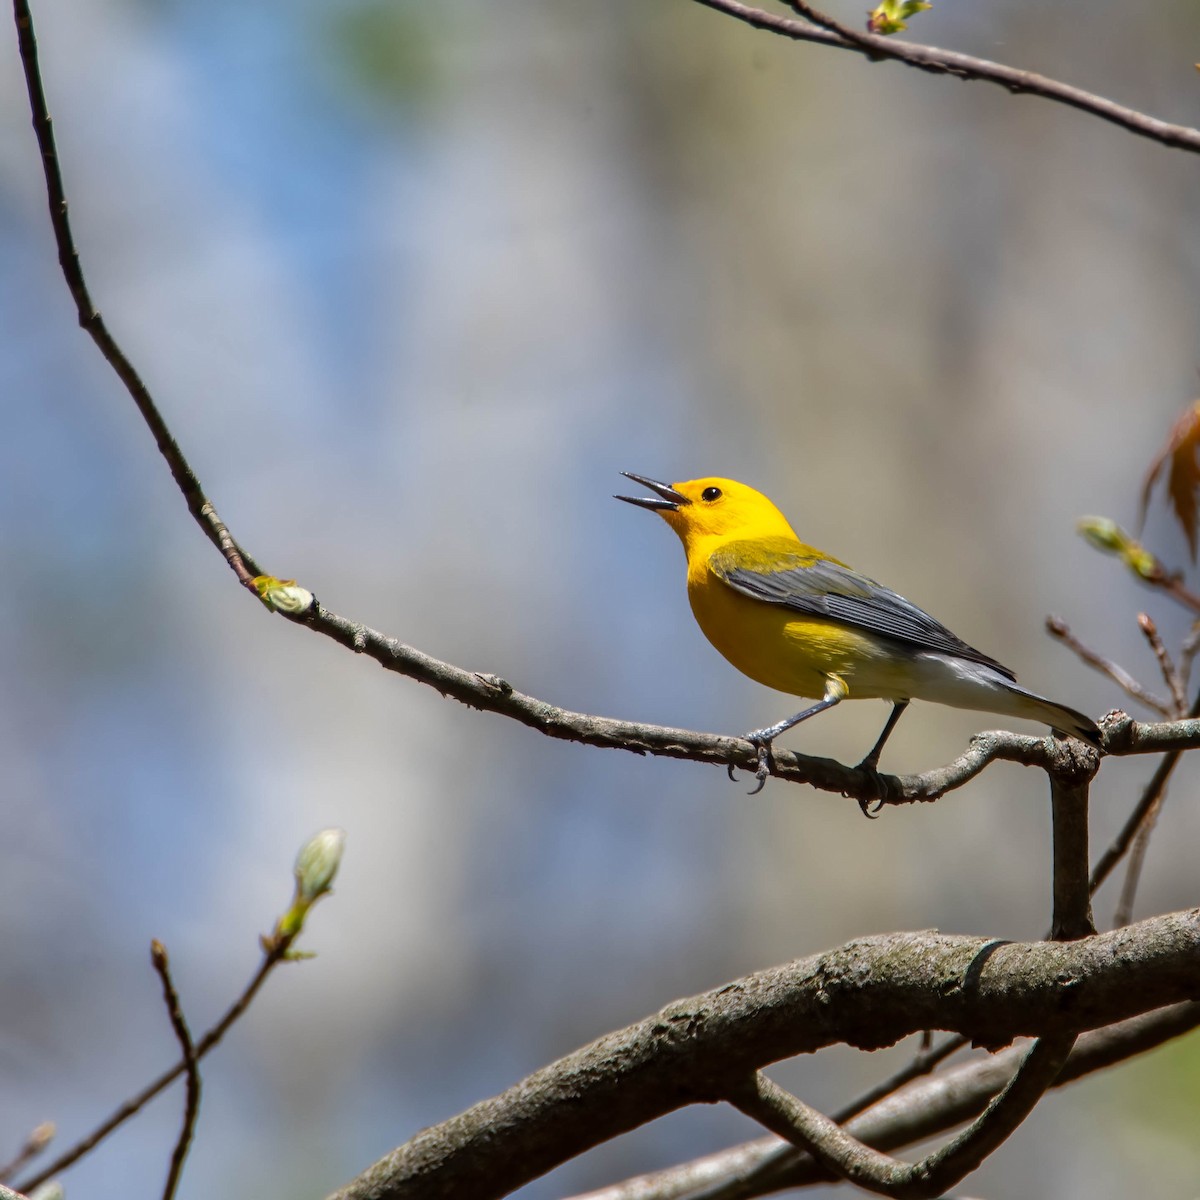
17;933;298;1193
11;0;257;585
689;0;1200;155
1087;692;1200;905
1178;623;1200;694
150;940;201;1200
780;0;881;52
1112;793;1165;929
728;1033;1077;1199
1137;613;1186;716
1149;569;1200;616
0;1122;54;1184
298;603;1116;807
1045;616;1170;716
832;1035;965;1126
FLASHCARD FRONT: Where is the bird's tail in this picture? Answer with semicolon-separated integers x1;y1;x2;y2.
999;683;1102;748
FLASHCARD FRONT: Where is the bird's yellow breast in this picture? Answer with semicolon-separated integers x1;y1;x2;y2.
686;556;912;701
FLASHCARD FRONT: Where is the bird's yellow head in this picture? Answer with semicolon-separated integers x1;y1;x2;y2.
616;473;799;555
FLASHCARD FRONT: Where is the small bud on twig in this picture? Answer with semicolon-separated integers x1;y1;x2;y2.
1076;516;1161;581
867;0;931;34
294;827;345;907
269;828;346;948
252;575;314;614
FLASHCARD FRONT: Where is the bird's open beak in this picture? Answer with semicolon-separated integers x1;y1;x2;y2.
615;472;689;512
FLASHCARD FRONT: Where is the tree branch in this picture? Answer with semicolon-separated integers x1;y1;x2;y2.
688;0;1200;156
728;1032;1075;1198
571;1001;1200;1200
18;929;302;1193
1088;693;1200;901
149;941;201;1200
1137;614;1186;717
1109;686;1200;928
1046;616;1171;717
11;0;257;585
1049;767;1095;941
0;1122;54;1186
672;763;1172;1200
327;912;1200;1200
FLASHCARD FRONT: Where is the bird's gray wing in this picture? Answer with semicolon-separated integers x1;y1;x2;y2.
708;539;1015;678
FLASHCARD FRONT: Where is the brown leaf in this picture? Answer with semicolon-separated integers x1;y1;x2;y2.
1139;399;1200;561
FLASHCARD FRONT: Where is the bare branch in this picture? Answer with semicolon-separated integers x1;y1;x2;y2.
568;1002;1200;1200
1098;754;1179;890
1088;691;1200;907
675;757;1129;1200
18;928;303;1193
1049;768;1095;941
1112;794;1166;930
327;912;1200;1200
1137;613;1186;716
1098;711;1200;754
11;0;257;585
1045;616;1170;717
290;602;1114;805
667;1033;970;1200
1179;623;1200;694
728;1032;1075;1198
149;941;201;1200
0;1122;54;1184
688;0;1200;155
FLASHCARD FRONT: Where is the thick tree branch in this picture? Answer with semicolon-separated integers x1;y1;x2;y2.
327;912;1200;1200
689;0;1200;156
672;787;1174;1200
572;1001;1200;1200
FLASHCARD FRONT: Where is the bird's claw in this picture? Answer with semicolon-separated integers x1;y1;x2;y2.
731;733;773;795
851;759;888;819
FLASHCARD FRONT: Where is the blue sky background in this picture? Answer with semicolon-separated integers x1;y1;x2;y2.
1;1;1200;1197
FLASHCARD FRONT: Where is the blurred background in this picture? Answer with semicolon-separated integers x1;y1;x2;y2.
1;0;1199;1196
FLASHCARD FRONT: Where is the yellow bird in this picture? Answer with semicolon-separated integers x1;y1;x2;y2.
617;473;1101;794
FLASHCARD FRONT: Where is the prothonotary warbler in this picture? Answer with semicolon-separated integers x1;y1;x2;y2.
616;473;1101;795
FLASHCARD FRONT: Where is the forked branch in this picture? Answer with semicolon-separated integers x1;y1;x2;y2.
327;912;1200;1200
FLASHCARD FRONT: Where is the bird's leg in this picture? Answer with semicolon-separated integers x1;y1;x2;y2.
858;700;909;771
731;679;847;795
852;700;909;817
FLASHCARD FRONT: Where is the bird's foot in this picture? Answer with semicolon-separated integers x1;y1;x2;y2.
850;756;889;819
728;731;775;795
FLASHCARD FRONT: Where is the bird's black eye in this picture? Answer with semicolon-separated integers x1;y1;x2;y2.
701;486;722;502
